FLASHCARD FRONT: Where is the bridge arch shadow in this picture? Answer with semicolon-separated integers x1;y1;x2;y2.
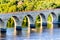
0;18;4;28
27;14;34;24
12;16;20;26
22;14;34;34
40;13;46;23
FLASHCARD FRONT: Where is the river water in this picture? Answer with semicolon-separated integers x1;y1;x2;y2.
0;24;60;40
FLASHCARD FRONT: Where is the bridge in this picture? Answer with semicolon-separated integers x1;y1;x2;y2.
0;9;60;35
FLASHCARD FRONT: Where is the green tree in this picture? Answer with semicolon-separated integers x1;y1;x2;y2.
22;16;28;28
7;17;15;28
8;5;17;12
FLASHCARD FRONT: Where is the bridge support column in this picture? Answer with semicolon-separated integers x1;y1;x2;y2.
0;20;7;35
16;26;22;31
16;20;22;31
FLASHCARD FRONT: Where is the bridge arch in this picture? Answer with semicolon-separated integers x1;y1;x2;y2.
27;14;34;24
22;14;34;33
47;12;57;23
22;14;34;27
0;18;4;28
6;16;20;28
12;16;20;26
35;13;46;33
6;16;20;35
22;16;28;27
35;13;46;28
40;13;46;22
47;12;57;29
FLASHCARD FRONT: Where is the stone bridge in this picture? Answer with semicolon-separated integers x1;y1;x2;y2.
0;9;60;34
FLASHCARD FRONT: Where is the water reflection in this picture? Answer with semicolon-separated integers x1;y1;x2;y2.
26;29;30;40
0;33;6;40
0;23;60;40
47;22;53;35
7;28;15;35
36;26;43;34
16;30;22;36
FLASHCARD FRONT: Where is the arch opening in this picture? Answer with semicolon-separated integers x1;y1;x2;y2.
35;15;42;28
22;14;34;34
22;14;34;28
22;16;28;28
12;16;20;26
6;16;20;35
35;13;46;33
6;16;20;28
35;13;46;28
47;12;57;29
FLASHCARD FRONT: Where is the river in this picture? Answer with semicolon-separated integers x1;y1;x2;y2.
0;24;60;40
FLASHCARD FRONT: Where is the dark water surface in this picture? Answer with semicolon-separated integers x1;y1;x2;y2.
0;24;60;40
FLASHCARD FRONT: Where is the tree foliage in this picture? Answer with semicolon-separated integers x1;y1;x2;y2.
0;0;60;13
7;17;15;28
